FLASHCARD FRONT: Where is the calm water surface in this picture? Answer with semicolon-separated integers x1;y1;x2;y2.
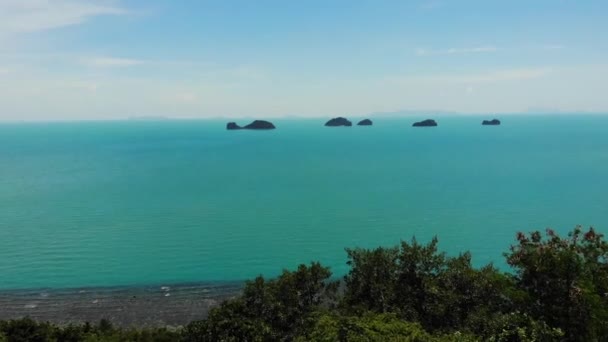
1;116;607;290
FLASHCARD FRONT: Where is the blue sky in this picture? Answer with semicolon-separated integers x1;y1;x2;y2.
0;0;607;120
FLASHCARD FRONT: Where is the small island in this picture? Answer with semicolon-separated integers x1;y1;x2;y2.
226;122;241;130
244;120;276;129
482;119;501;126
412;119;438;127
226;120;276;130
325;117;352;127
357;119;373;126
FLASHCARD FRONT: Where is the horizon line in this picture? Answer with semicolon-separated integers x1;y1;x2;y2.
1;111;608;124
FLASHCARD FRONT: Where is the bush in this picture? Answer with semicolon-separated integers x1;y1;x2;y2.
481;312;563;342
299;312;479;342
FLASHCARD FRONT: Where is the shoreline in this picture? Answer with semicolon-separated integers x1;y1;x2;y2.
0;282;243;327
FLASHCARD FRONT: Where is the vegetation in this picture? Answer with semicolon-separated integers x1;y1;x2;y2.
0;318;179;342
1;226;607;341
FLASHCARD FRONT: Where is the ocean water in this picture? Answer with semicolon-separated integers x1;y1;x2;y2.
1;116;607;291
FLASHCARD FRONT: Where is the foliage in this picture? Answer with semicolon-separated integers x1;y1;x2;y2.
343;246;400;313
298;312;478;342
183;261;337;341
506;226;608;341
0;318;179;342
0;318;54;342
480;312;563;342
344;237;513;332
2;226;608;342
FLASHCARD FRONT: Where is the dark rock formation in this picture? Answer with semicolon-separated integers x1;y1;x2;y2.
412;119;438;127
227;120;276;130
325;117;352;127
244;120;276;130
226;122;241;130
357;119;373;126
482;119;501;126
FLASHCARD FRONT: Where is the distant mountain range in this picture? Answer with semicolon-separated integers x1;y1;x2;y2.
128;116;170;121
367;110;459;117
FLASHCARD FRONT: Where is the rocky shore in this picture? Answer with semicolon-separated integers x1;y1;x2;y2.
0;282;242;327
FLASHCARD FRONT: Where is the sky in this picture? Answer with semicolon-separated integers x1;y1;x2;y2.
0;0;607;121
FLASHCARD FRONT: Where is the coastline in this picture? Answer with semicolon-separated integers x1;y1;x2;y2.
0;282;242;327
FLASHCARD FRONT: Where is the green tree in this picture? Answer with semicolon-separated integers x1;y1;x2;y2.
343;246;400;313
183;262;337;341
298;312;478;342
0;318;54;342
432;254;514;332
344;238;512;333
506;226;608;341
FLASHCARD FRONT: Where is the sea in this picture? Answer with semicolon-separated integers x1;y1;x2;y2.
0;115;607;323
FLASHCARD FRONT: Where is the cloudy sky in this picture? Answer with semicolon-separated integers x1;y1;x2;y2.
0;0;607;121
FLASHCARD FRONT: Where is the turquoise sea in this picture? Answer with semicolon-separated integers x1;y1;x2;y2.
1;116;607;290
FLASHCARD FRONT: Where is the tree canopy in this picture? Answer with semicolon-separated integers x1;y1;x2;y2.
2;226;606;341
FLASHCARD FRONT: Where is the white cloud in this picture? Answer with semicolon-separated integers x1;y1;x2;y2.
385;67;552;85
0;0;126;33
447;67;552;83
416;46;499;56
416;44;567;56
83;57;146;67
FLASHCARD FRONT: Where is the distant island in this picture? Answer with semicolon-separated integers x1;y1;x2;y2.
219;117;513;129
412;119;438;127
325;117;352;127
482;119;501;126
226;120;276;130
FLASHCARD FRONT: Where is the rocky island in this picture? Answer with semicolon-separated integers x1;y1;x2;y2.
412;119;438;127
325;117;352;127
482;119;501;126
244;120;276;129
226;120;276;130
226;122;241;130
357;119;373;126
